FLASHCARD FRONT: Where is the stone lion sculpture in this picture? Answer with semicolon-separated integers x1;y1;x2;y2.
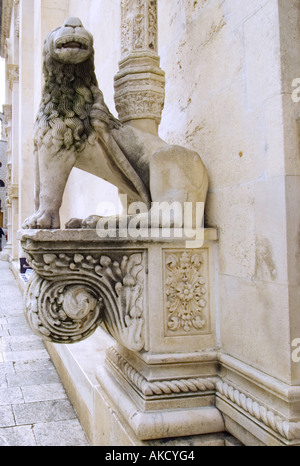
22;17;208;230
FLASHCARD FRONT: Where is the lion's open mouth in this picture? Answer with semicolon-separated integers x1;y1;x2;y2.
62;42;84;49
55;36;89;50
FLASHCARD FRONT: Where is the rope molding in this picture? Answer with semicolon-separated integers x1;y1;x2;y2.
106;348;300;441
106;347;217;396
216;381;300;441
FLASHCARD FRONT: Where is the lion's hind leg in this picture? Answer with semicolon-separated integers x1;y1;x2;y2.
149;145;208;229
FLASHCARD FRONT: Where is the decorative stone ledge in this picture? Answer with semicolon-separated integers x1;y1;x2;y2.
19;228;218;351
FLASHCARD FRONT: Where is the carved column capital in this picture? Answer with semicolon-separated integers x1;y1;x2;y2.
3;104;12;124
114;0;165;133
0;0;14;57
7;64;19;89
120;0;158;57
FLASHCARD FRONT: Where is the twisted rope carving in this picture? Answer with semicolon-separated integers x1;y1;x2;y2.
217;381;300;441
107;347;217;396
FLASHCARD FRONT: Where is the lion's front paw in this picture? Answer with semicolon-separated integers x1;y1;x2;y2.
22;210;60;229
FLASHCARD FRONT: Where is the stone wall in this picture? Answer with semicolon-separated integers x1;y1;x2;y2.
15;0;300;384
156;0;298;385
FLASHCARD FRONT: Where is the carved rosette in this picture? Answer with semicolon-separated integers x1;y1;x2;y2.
164;250;210;336
114;0;165;128
24;251;146;350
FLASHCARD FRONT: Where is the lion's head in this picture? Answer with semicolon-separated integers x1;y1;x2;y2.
34;17;120;154
46;17;94;65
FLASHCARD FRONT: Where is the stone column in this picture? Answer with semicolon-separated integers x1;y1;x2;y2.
1;104;12;261
114;0;165;135
18;0;35;232
7;65;19;261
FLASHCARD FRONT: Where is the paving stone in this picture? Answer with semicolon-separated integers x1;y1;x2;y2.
0;387;24;405
4;335;46;352
0;426;37;446
33;419;89;446
0;261;89;446
7;326;36;336
3;321;30;329
6;315;28;323
4;349;50;362
0;372;7;388
13;399;77;425
13;359;55;373
0;405;15;427
7;369;60;387
0;361;14;374
21;383;68;403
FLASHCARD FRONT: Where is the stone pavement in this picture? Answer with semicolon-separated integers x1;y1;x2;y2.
0;260;90;446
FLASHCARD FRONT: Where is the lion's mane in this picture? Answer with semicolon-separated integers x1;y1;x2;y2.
34;40;121;154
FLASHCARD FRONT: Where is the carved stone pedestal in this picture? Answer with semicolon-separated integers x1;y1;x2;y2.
20;228;225;443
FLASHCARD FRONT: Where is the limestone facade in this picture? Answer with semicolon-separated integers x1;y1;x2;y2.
1;0;300;446
0;112;7;228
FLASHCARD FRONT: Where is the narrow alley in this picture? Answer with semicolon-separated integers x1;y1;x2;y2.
0;260;89;446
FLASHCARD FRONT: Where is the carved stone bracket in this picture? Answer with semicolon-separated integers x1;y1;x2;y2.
21;231;146;350
20;229;218;353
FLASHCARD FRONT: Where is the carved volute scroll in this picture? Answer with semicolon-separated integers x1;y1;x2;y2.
24;247;146;350
114;0;165;134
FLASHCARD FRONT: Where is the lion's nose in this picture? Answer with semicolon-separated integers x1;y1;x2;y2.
63;17;83;28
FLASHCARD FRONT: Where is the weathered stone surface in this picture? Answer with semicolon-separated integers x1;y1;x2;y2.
21;16;208;231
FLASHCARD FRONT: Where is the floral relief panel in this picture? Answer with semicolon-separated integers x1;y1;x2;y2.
163;249;211;337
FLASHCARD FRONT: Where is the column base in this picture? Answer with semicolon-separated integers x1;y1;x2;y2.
216;353;300;446
45;328;231;446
